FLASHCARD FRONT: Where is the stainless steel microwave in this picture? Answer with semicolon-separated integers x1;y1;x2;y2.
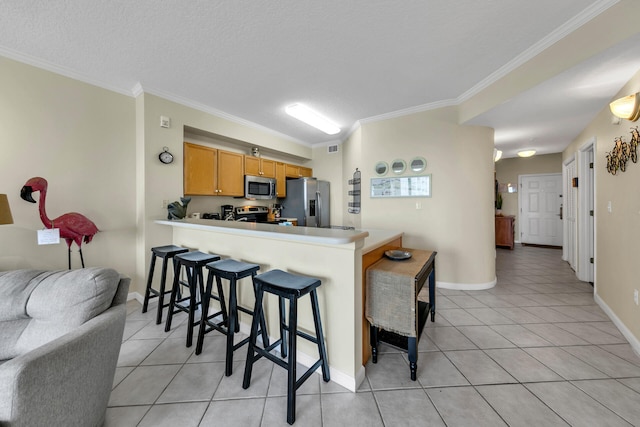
244;175;276;199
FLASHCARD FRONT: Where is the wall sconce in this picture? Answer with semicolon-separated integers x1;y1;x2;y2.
609;93;640;122
493;149;502;162
517;149;536;158
0;194;14;225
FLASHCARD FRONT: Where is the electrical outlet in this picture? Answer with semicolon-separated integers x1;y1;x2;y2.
416;202;422;210
162;199;169;209
634;289;639;306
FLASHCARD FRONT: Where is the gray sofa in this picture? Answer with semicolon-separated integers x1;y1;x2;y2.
0;268;130;427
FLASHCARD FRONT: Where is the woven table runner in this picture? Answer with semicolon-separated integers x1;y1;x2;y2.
365;249;434;337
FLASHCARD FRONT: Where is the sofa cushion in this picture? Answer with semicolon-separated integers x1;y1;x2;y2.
0;319;30;360
0;270;45;321
14;267;120;355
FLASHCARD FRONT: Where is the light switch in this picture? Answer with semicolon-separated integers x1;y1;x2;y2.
607;201;612;213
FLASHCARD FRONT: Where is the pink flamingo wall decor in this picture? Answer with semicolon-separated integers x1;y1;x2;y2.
20;177;99;269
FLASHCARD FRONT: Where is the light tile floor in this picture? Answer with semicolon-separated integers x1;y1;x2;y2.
106;246;640;426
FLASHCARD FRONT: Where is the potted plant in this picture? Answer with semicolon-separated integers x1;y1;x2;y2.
496;193;503;215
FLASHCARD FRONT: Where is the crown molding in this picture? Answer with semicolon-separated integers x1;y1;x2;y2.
456;0;620;103
132;84;312;147
0;47;133;97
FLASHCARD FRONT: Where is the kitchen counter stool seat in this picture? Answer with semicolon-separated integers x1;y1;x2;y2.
243;269;330;425
142;244;189;324
165;251;220;347
196;258;269;377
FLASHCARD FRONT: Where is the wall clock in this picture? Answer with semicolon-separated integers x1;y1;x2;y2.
159;147;174;164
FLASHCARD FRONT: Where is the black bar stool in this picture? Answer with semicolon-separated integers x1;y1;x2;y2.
243;269;330;425
165;251;220;347
142;245;189;324
196;258;270;376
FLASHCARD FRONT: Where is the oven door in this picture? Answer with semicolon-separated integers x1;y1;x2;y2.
244;175;276;200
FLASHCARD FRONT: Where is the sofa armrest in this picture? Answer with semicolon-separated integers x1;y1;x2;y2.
112;276;131;306
0;303;127;427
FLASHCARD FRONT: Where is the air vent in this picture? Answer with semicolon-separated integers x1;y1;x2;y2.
328;144;339;154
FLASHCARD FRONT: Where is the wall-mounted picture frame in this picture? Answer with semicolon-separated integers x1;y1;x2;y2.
371;175;431;198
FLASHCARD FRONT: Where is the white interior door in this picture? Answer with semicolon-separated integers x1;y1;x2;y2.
519;173;563;246
577;142;595;283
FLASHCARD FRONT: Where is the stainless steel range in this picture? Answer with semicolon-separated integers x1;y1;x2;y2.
234;205;269;222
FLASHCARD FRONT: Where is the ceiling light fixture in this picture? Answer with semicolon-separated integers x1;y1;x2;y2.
285;103;340;135
609;93;640;122
494;149;502;162
517;150;536;158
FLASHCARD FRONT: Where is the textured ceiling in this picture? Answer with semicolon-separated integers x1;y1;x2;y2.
1;1;640;157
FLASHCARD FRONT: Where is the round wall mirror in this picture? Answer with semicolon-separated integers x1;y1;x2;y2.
374;161;388;176
391;159;406;174
410;157;427;173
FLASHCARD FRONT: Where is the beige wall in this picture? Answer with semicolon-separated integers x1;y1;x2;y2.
0;57;137;279
495;153;563;240
346;107;497;287
563;68;640;344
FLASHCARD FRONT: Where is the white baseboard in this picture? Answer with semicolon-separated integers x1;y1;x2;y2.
437;278;497;291
594;292;640;357
128;291;143;303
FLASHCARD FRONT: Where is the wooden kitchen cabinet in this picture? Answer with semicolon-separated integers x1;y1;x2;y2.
183;142;244;196
217;150;244;196
285;163;313;178
495;215;515;250
245;157;276;178
275;162;286;197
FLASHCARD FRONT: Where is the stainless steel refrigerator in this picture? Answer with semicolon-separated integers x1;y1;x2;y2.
281;178;330;227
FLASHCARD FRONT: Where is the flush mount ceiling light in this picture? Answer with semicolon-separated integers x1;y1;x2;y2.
609;93;640;122
517;149;536;158
493;149;502;162
285;103;340;135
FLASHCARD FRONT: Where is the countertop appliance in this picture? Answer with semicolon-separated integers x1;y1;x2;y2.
281;177;330;227
244;175;276;200
221;204;234;220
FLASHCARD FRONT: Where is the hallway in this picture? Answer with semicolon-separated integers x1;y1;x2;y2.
107;245;640;426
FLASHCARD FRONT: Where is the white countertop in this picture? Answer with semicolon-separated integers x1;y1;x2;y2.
156;218;369;245
361;229;403;254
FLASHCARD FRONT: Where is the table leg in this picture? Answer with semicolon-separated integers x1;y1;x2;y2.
408;336;417;381
370;325;378;363
429;266;436;322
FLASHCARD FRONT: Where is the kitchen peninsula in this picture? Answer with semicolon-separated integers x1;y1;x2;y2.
157;218;401;391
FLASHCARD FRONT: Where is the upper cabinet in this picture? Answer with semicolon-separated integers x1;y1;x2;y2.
183;142;244;196
285;164;313;178
217;150;244;196
275;162;286;197
245;157;276;178
184;142;217;195
184;142;311;198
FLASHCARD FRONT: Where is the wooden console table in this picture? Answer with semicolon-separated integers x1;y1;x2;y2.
365;249;436;380
495;215;515;250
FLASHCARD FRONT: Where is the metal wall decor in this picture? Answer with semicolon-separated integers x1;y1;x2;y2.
606;126;639;175
348;168;361;213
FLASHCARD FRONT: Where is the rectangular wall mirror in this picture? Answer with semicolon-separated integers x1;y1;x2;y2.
371;175;431;198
